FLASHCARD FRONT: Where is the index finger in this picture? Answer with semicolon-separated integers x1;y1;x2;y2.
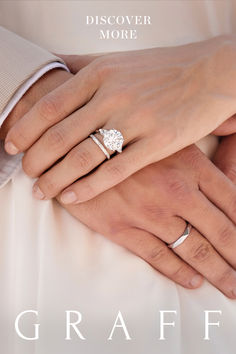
4;65;99;155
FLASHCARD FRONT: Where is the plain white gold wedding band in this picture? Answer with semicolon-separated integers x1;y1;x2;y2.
168;223;192;249
90;134;110;160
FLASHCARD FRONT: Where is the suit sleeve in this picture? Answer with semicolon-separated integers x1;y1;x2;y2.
0;26;68;188
0;25;66;115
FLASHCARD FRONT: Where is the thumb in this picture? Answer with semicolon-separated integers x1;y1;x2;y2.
55;53;104;73
213;134;236;184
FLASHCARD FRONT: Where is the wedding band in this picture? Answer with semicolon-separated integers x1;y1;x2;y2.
97;128;124;153
168;223;192;249
90;134;110;160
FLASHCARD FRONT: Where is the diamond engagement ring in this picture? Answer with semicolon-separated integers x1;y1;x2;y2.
97;129;124;153
168;223;192;249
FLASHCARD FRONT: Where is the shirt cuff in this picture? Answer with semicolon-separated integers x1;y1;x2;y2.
0;61;69;126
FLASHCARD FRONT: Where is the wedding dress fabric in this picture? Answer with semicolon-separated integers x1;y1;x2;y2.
0;1;236;353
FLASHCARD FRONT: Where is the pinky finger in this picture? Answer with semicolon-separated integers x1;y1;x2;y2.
114;227;203;289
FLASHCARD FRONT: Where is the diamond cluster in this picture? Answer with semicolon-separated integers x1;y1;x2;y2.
99;129;124;153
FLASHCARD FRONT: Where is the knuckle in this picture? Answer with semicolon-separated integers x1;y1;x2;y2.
68;148;92;170
222;165;236;183
217;225;234;247
166;176;190;200
191;242;212;263
142;204;170;221
92;57;114;79
147;245;168;264
37;94;60;122
45;126;66;149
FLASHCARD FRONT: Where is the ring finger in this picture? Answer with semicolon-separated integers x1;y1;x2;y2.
138;214;236;298
174;227;236;299
32;130;129;201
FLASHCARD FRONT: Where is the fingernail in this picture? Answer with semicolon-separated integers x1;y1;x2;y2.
60;191;77;204
5;141;19;155
32;185;45;200
190;274;203;288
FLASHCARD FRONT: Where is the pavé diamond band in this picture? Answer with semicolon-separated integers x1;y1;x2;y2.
89;134;110;160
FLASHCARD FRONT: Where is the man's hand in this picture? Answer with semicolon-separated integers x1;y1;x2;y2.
0;69;72;139
59;145;236;298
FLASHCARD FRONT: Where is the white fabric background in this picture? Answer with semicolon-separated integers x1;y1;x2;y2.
0;1;235;353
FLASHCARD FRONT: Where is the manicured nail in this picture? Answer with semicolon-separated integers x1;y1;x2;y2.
190;274;203;288
60;191;77;204
5;141;19;155
32;185;45;200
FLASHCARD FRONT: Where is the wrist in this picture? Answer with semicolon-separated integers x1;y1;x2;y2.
0;69;72;139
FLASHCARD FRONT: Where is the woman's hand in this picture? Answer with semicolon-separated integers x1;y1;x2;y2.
60;145;236;298
4;35;236;204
